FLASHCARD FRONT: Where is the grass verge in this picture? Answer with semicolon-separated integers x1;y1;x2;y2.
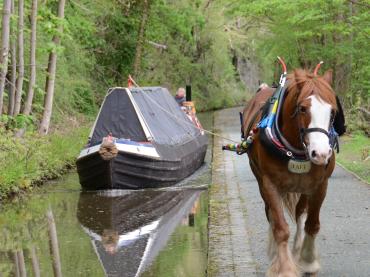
0;124;90;200
336;132;370;184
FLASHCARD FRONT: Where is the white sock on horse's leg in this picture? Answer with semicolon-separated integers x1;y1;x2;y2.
267;241;300;277
299;233;321;273
292;213;307;258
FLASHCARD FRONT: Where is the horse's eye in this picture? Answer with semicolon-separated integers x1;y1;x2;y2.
331;110;336;118
298;106;306;114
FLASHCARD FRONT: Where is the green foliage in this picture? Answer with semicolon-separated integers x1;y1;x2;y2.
141;192;208;277
0;174;105;276
2;0;247;125
0;126;89;198
1;0;247;195
336;133;370;183
226;0;369;131
0;114;35;129
139;0;246;110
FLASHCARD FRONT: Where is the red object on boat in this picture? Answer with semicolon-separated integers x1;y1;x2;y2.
128;75;133;88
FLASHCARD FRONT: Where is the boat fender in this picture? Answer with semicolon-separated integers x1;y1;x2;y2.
99;135;118;161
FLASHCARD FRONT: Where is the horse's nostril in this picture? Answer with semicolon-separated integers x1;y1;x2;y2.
311;150;317;158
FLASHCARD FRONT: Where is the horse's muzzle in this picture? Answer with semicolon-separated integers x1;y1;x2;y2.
309;148;333;165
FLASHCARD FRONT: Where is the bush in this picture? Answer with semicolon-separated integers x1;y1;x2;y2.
0;126;89;199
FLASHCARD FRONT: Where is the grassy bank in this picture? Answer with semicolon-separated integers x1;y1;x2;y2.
336;132;370;184
0;123;90;199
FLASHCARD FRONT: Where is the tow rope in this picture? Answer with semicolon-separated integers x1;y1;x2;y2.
222;135;253;155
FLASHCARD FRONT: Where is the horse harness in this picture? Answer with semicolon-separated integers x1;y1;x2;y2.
226;75;340;174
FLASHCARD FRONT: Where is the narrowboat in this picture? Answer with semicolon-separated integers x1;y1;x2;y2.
76;87;208;190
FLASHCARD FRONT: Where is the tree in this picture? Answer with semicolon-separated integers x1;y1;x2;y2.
8;0;17;116
228;0;369;102
14;0;25;116
39;0;66;135
0;0;11;114
23;0;38;115
133;0;150;77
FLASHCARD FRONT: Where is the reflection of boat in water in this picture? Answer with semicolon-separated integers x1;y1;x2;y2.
77;189;203;277
76;87;208;190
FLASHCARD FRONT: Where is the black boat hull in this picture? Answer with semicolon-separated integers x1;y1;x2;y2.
76;134;208;190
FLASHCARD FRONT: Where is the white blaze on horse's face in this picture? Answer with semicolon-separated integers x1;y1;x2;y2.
306;95;333;165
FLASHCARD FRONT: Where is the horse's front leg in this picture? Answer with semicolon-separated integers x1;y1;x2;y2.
261;176;299;277
299;180;328;275
292;195;308;258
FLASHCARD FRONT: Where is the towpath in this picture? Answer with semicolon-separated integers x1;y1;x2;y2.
208;107;370;277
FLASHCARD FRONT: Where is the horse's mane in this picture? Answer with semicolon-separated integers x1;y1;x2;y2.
287;69;337;110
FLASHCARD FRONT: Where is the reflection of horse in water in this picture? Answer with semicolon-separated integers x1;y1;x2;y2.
76;189;202;277
242;60;345;276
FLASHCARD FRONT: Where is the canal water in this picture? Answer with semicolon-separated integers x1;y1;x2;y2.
0;113;213;277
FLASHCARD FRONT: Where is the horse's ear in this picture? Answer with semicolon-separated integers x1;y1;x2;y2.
323;69;333;85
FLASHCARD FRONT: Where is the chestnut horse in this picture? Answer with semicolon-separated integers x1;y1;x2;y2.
242;67;339;276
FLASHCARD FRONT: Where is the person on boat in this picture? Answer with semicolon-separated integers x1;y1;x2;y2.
102;229;119;255
175;87;186;106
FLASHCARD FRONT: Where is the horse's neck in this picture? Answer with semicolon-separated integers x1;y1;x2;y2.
280;102;302;150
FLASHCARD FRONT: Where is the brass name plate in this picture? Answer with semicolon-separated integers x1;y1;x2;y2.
288;159;311;174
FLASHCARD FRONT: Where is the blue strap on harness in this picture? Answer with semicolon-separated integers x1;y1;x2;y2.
257;116;271;128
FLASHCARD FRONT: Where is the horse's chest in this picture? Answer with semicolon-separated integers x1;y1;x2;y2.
275;172;323;194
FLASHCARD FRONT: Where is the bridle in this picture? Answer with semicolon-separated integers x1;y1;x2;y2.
292;61;338;157
295;111;337;157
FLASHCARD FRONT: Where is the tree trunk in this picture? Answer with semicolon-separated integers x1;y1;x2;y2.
347;1;353;87
0;0;11;114
333;7;350;96
133;0;150;77
38;0;66;135
30;246;41;277
47;209;62;277
12;251;20;277
8;0;16;116
23;0;38;115
16;250;27;277
14;0;24;116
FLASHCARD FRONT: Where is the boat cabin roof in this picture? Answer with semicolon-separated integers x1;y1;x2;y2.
90;87;200;146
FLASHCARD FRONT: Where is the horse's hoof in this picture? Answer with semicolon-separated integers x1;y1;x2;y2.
303;273;318;277
266;271;299;277
266;260;300;277
299;259;320;275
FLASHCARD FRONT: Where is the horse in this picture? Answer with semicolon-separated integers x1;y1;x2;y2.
242;63;344;277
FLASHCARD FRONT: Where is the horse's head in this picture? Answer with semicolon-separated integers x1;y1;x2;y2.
287;69;337;165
